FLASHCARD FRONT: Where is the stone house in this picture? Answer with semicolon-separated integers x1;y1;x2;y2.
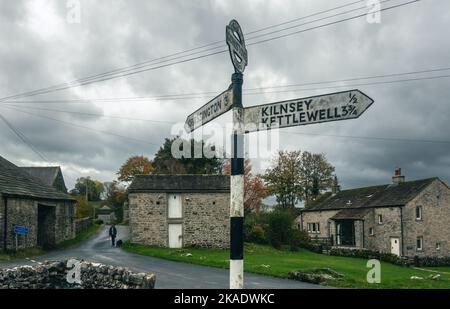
128;175;230;249
96;205;116;225
0;155;76;251
21;166;68;193
297;169;450;258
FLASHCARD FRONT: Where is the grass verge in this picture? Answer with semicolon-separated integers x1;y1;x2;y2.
0;224;101;262
122;242;450;289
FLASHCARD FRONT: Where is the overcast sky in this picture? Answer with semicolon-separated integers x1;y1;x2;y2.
0;0;449;192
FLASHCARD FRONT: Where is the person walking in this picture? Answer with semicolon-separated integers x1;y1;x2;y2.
109;224;117;247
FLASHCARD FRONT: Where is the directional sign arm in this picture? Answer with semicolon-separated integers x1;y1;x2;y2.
243;89;374;133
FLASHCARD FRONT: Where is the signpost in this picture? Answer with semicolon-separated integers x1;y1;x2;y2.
184;19;374;289
185;87;233;133
243;90;374;132
14;225;29;252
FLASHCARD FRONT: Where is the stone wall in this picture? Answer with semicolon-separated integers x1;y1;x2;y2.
129;193;167;247
403;179;450;257
74;217;92;235
183;193;229;248
0;197;75;252
363;207;402;254
0;260;155;289
129;192;229;248
298;210;339;240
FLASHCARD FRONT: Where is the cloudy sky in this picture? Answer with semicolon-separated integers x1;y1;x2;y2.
0;0;449;192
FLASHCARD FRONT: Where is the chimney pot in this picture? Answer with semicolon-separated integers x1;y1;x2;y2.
392;168;405;185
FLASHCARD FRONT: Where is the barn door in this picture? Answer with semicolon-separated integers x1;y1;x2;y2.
168;194;182;218
168;224;183;248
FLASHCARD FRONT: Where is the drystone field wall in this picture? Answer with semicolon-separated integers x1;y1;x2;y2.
0;260;156;289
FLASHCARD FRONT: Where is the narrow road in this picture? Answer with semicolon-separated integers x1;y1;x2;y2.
0;226;325;289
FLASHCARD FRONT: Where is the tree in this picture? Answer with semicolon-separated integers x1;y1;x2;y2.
74;177;104;201
153;137;223;175
263;151;304;209
75;196;93;219
223;159;267;214
300;151;335;204
104;181;127;223
263;150;335;208
117;156;155;182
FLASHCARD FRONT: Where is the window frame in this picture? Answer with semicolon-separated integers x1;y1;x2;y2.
416;236;423;251
378;214;383;225
415;206;422;221
369;227;374;236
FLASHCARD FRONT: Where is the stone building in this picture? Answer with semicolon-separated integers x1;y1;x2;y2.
96;205;116;225
128;175;230;249
297;169;450;258
21;166;68;193
0;155;76;252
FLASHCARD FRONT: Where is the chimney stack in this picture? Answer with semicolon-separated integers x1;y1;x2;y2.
332;175;341;196
392;168;405;185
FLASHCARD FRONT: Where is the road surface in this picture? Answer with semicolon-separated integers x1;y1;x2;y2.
0;226;325;289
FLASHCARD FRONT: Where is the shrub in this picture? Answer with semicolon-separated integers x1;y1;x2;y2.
329;248;407;266
247;224;267;244
289;229;309;251
266;209;295;249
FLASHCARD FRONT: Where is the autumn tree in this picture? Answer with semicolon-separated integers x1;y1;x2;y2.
300;151;335;203
263;151;304;209
73;177;104;201
75;196;93;218
117;156;155;182
223;159;267;214
104;181;128;223
153;137;223;175
263;150;335;208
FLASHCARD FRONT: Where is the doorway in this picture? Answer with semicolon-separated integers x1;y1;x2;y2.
37;204;56;249
336;220;356;246
168;224;183;248
390;237;400;256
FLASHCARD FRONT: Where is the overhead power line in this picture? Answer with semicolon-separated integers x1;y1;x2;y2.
0;0;421;101
2;64;446;105
0;113;48;161
0;0;368;102
0;106;162;147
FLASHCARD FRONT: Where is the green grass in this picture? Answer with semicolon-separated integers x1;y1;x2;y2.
0;247;44;262
0;224;101;261
56;224;101;249
123;242;450;289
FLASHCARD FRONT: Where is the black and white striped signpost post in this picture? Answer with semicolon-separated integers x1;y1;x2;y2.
185;19;248;289
185;19;374;289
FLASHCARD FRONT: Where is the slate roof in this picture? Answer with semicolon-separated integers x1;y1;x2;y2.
128;175;230;193
330;208;372;220
303;177;437;212
21;166;66;188
0;156;75;202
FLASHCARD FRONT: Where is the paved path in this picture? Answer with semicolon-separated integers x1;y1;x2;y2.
0;226;325;289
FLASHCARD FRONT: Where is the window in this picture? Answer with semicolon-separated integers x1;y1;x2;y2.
417;237;423;251
307;223;320;234
415;206;422;220
378;214;383;224
369;227;374;236
436;242;441;251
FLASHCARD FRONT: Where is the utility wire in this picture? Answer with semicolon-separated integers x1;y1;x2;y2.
0;106;162;147
2;64;445;105
0;0;420;101
280;130;450;145
0;113;48;161
0;0;367;101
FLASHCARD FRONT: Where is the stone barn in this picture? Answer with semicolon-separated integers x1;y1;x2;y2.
0;156;76;252
21;166;68;193
128;175;230;249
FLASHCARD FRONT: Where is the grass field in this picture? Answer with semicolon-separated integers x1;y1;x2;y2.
123;242;450;289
